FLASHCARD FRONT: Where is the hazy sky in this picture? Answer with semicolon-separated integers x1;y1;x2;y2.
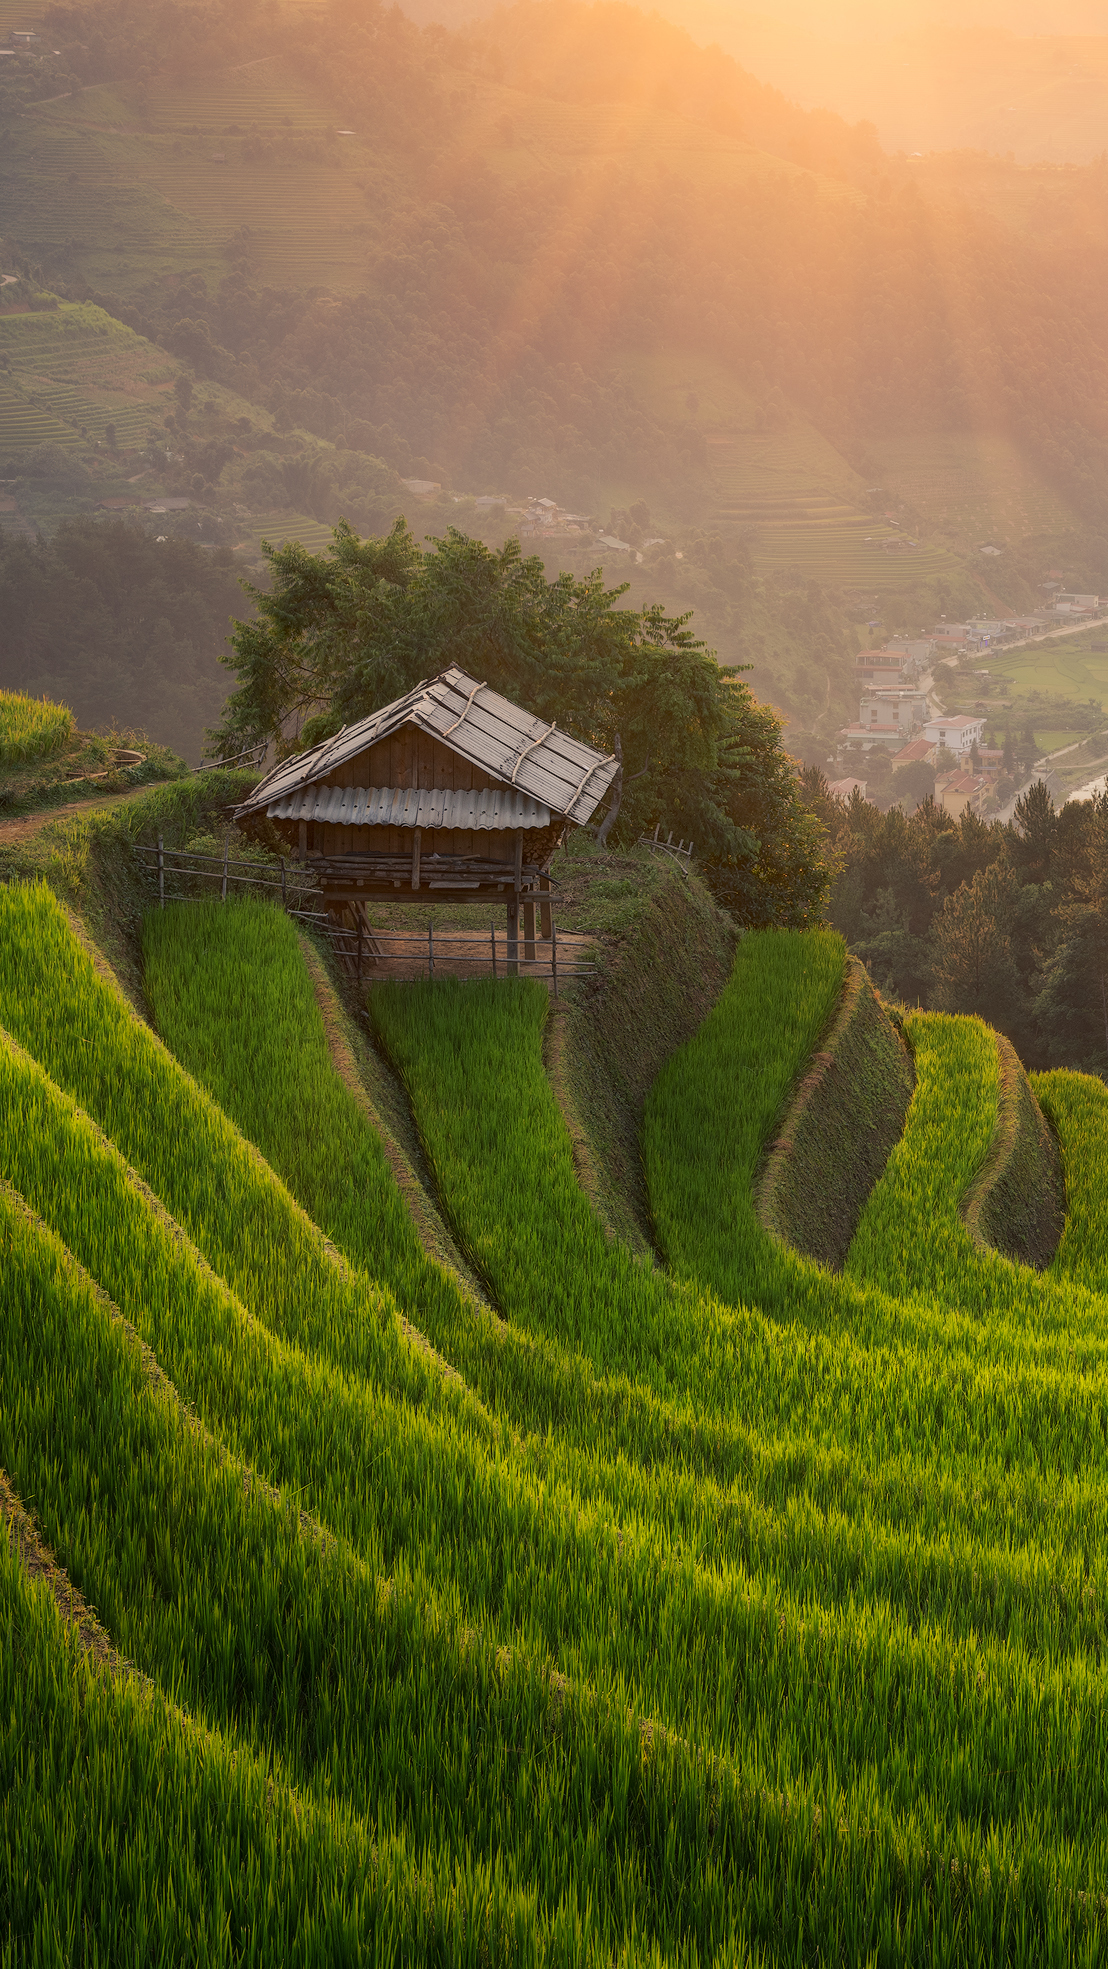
712;2;1108;30
663;0;1108;158
396;0;1108;159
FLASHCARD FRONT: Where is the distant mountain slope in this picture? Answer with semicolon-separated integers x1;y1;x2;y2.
4;0;1108;731
4;0;1105;515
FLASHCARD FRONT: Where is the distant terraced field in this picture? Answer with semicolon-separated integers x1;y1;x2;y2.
0;305;189;457
703;426;965;591
867;430;1081;547
13;65;377;295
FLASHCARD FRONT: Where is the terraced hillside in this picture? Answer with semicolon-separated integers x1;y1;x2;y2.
614;351;975;593
0;303;355;565
0;305;179;452
2;28;1079;614
6;63;378;297
4;793;1108;1959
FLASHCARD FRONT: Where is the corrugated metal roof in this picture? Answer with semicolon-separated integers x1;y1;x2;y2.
266;785;551;830
236;666;619;825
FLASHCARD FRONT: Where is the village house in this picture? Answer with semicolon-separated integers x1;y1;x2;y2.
884;637;933;671
860;688;929;732
922;713;985;757
856;649;911;685
838;721;904;753
890;737;937;770
234;666;619;957
935;769;991;818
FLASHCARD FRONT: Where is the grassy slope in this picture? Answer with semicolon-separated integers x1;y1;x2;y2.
0;769;259;1003
963;1034;1064;1271
10;798;1108;1948
17;909;1108;1953
1036;1069;1108;1296
543;838;737;1253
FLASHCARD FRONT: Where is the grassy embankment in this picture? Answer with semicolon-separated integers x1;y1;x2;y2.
753;955;914;1269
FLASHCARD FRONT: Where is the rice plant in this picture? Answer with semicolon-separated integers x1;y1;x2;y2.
0;689;74;765
10;888;1108;1957
6;1168;1108;1964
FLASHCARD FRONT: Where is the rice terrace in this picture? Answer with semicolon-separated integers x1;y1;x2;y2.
0;660;1107;1965
6;0;1108;1950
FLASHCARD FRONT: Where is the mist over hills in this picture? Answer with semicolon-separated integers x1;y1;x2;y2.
398;0;1108;163
2;0;1108;753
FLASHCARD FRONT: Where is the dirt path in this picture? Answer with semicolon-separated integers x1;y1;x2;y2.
0;783;155;848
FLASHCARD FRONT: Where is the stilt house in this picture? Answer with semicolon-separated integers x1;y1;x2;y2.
234;666;619;932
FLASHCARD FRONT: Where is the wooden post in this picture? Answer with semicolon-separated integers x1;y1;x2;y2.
428;922;434;980
299;819;307;859
539;871;552;941
357;915;363;983
411;827;422;891
157;833;164;910
551;918;558;999
280;856;287;909
490;921;497;978
506;827;523;976
523;896;536;965
221;833;229;903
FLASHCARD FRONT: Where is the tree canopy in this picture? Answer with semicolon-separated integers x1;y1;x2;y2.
815;771;1108;1075
218;519;830;927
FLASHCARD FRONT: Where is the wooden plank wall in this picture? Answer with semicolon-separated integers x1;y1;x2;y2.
270;722;562;862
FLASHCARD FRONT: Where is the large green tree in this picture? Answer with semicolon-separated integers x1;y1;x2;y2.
930;859;1023;1033
217;520;831;926
1035;793;1108;1071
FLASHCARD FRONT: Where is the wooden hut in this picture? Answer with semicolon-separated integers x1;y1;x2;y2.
234;664;619;951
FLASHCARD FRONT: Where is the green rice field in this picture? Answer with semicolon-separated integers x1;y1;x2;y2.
980;631;1108;712
0;688;73;764
6;877;1108;1958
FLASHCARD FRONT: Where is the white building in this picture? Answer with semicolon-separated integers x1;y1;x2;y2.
922;713;985;757
862;689;929;732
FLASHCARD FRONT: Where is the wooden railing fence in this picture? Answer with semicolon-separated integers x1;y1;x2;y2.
639;823;694;875
132;839;592;989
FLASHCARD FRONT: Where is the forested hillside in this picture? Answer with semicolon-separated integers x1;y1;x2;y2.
0;520;244;760
6;0;1108;521
4;0;1108;750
